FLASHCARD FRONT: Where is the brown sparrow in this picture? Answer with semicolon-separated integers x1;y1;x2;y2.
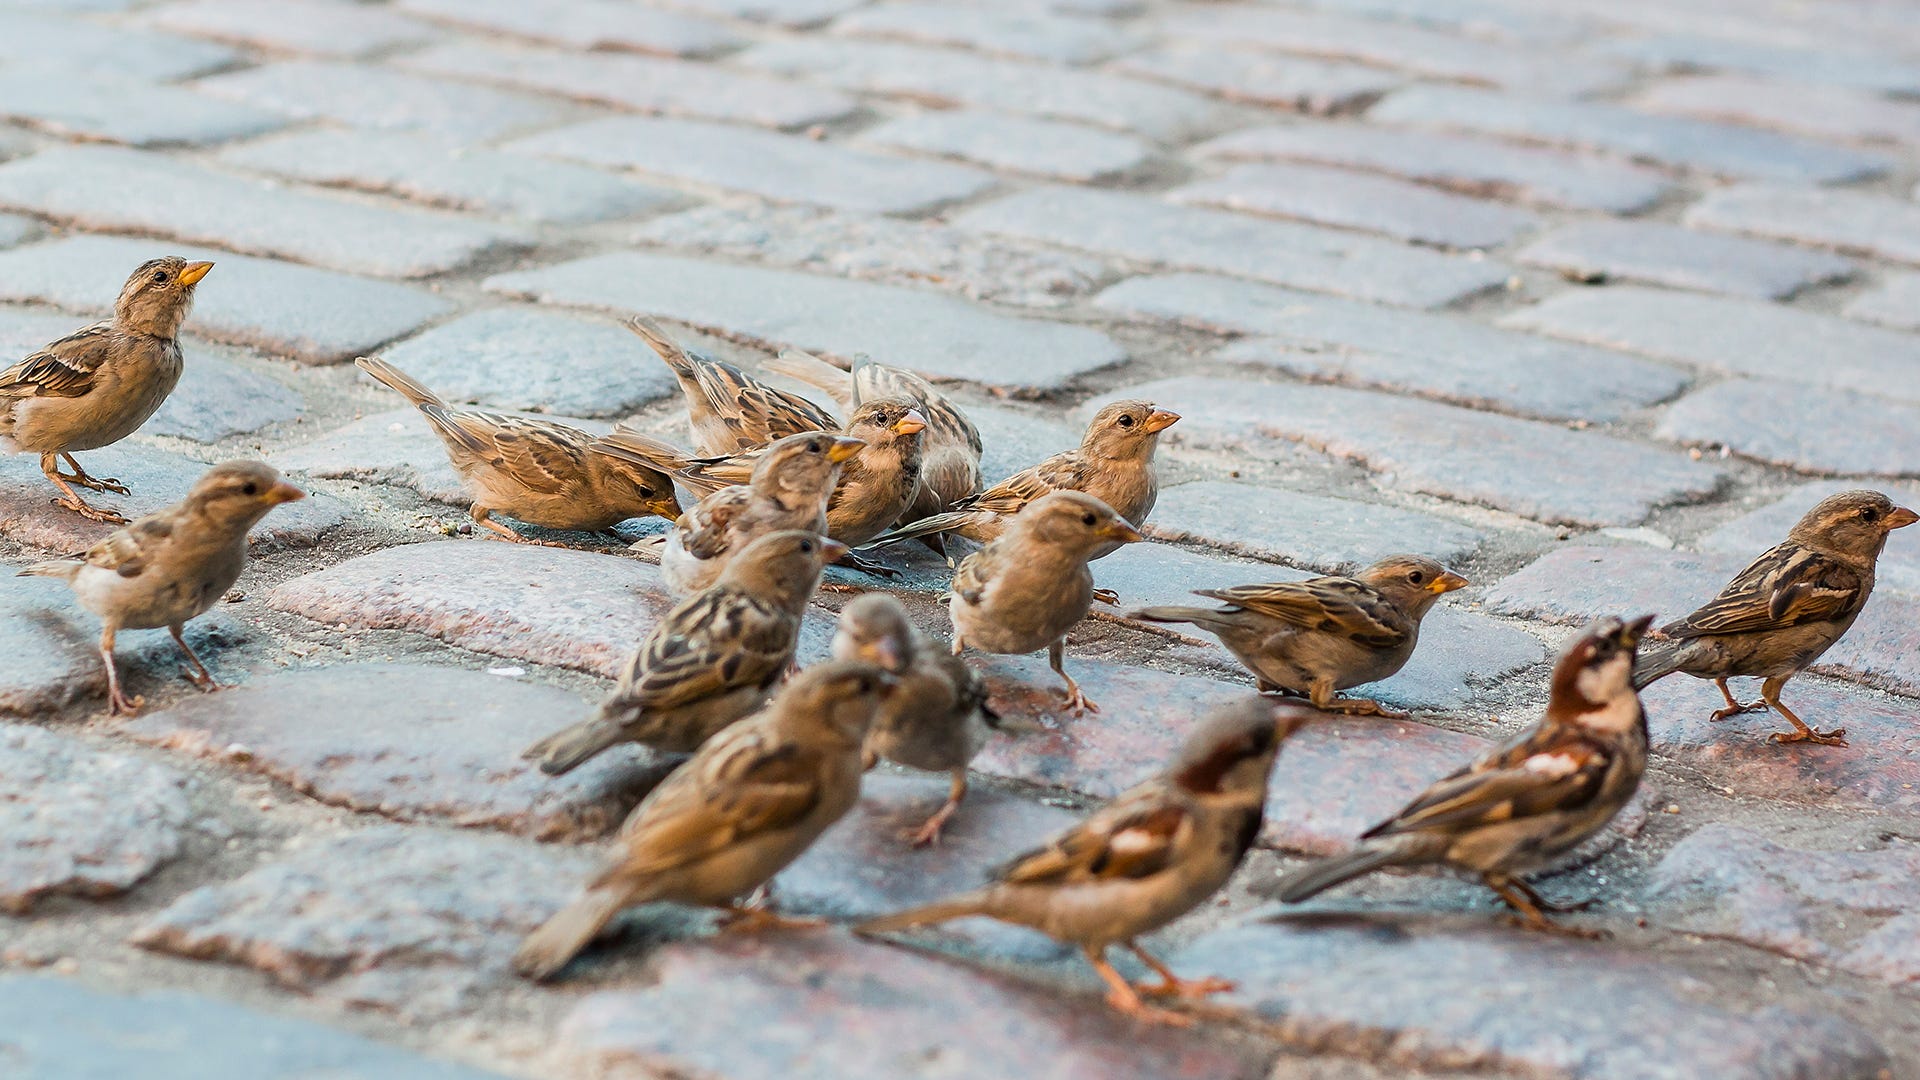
833;593;999;847
1633;490;1916;747
1;257;213;524
16;460;303;714
1131;556;1469;717
626;316;838;455
514;659;897;981
521;530;849;775
1276;615;1654;936
948;491;1145;714
857;698;1305;1026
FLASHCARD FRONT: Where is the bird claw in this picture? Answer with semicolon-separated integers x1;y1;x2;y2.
1505;914;1608;940
1321;697;1407;719
86;476;131;495
1770;727;1849;747
1062;687;1100;715
183;668;224;693
1091;588;1120;606
107;690;144;717
1139;976;1235;1000
1709;701;1766;721
53;496;127;525
1105;991;1195;1027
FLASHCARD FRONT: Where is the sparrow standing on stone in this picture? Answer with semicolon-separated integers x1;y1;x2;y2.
858;698;1304;1026
627;317;838;455
514;660;897;981
1632;490;1916;747
354;357;680;544
948;491;1144;714
1131;556;1469;717
522;530;849;775
1;257;214;523
16;461;303;715
1275;616;1654;936
833;593;1000;847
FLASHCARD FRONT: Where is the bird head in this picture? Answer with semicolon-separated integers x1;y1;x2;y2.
1081;400;1180;461
115;256;214;339
1014;491;1144;554
184;460;304;535
832;593;914;674
775;659;899;747
718;530;848;605
1789;489;1919;563
1546;614;1655;733
754;432;863;499
1170;698;1310;799
1356;555;1470;618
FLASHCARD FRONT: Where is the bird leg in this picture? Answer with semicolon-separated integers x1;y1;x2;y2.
1126;941;1235;1000
170;625;223;692
1091;588;1120;606
714;885;826;933
55;453;129;495
1708;677;1766;721
905;768;968;848
1308;676;1408;720
1505;876;1595;914
98;627;141;716
41;455;127;524
1050;639;1098;714
1083;946;1193;1027
1485;874;1605;939
1760;676;1847;747
470;506;569;548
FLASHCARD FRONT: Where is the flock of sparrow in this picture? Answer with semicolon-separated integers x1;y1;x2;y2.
2;257;1915;1026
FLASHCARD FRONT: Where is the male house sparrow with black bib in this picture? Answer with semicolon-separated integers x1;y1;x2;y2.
2;257;213;523
628;316;838;455
1276;616;1654;936
1131;556;1468;717
1633;489;1916;747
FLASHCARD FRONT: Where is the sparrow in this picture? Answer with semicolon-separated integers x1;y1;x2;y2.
595;430;862;597
1130;556;1470;718
354;357;680;544
833;593;1000;847
1632;489;1917;747
1275;615;1655;936
1;257;214;524
761;347;984;523
16;460;303;715
521;529;850;775
514;659;898;981
948;491;1145;714
857;698;1306;1026
627;316;839;455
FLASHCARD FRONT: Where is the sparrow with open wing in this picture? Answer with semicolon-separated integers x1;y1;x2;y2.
627;316;838;455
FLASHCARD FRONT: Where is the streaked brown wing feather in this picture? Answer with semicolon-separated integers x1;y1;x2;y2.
608;726;825;880
1198;578;1412;648
694;360;837;449
1;323;114;398
626;590;793;711
994;790;1191;885
960;451;1087;516
1665;544;1866;638
677;489;749;560
1363;725;1612;839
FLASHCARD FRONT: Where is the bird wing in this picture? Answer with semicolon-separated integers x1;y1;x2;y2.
1198;577;1414;649
958;450;1087;516
949;543;1008;607
623;589;793;711
693;358;837;450
0;322;115;399
676;448;761;495
1362;724;1616;840
81;513;176;578
992;784;1193;885
419;407;590;496
676;488;749;560
1664;543;1868;638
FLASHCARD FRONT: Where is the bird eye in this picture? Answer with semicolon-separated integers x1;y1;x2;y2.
1081;512;1096;526
1862;508;1879;522
808;442;822;454
1408;570;1425;584
1117;414;1135;428
241;482;258;495
800;539;814;552
152;271;171;285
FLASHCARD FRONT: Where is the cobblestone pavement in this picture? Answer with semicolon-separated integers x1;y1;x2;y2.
1;0;1918;1077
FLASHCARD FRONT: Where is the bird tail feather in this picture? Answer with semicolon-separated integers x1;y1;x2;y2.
1126;605;1229;628
859;511;971;551
15;560;81;581
1631;641;1688;690
522;714;628;776
761;348;855;411
354;356;442;409
512;883;638;981
625;316;696;377
1274;845;1406;903
591;428;694;474
854;893;993;936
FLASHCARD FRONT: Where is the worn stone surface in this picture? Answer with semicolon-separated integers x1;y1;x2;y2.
1085;377;1723;527
0;212;37;248
145;0;438;56
0;725;189;913
954;188;1510;310
1173;918;1890;1078
1634;74;1920;146
1097;273;1685;421
1517;219;1854;300
377;307;677;418
1171;161;1538;249
1144;481;1494;572
121;665;664;842
0;145;528;279
0;234;453;364
487;251;1125;392
1193;122;1673;213
0;976;512;1079
0;10;236;80
857;110;1152;182
1502;284;1920;405
1699;481;1920;598
1602;32;1920;95
1843;272;1920;332
632;202;1111;308
395;0;741;56
1686;183;1920;266
271;406;479;505
0;71;285;148
833;1;1140;64
1259;716;1491;855
219;130;680;225
1657;380;1920;478
132;825;597;1016
1112;44;1399;113
194;59;567;141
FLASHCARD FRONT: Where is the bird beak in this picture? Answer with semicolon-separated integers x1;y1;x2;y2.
893;409;928;436
1142;409;1181;433
819;538;851;562
859;636;904;671
178;261;215;287
1618;614;1656;648
828;437;865;463
645;494;682;521
1886;506;1918;530
267;480;306;505
1099;519;1146;544
1427;570;1470;594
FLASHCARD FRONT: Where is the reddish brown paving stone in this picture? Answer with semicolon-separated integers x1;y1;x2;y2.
1261;716;1491;855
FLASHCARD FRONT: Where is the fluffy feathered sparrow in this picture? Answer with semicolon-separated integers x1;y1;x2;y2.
1276;615;1654;936
1131;556;1469;717
514;659;897;981
16;460;302;715
761;347;983;524
627;316;838;455
522;529;850;775
948;491;1144;714
858;698;1305;1026
597;430;862;597
1;257;214;524
833;593;1000;846
1633;490;1916;747
355;357;680;543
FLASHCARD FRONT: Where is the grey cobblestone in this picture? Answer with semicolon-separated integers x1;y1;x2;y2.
378;307;677;417
1171;161;1540;249
0;213;37;249
833;1;1142;64
149;348;306;443
271;406;473;505
1633;74;1920;145
1700;481;1920;597
1601;32;1920;95
1143;481;1497;572
1656;380;1920;477
856;111;1152;182
0;10;237;80
0;71;286;148
195;60;569;142
1517;219;1856;300
651;0;866;27
1685;183;1920;266
1842;272;1920;332
395;0;743;56
144;0;439;57
1110;45;1399;113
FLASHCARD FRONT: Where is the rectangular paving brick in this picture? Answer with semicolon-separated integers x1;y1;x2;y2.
0;145;528;279
1701;481;1920;599
1633;74;1920;146
1602;33;1920;96
1192;122;1672;213
0;10;236;80
953;188;1509;309
194;59;568;142
395;0;742;56
0;234;452;365
510;117;994;215
1501;285;1920;405
1083;376;1723;526
144;0;438;57
1684;184;1920;266
377;306;678;418
219;130;679;226
487;251;1125;392
856;111;1151;182
1095;273;1686;421
401;40;857;131
1517;219;1855;300
738;38;1222;140
0;70;285;148
1656;379;1920;478
1843;273;1920;333
1109;44;1399;113
1145;480;1497;572
1369;85;1892;183
647;0;863;26
1277;0;1594;43
1171;161;1539;249
832;1;1140;64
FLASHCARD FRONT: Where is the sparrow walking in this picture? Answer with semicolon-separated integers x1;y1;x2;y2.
627;316;838;455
